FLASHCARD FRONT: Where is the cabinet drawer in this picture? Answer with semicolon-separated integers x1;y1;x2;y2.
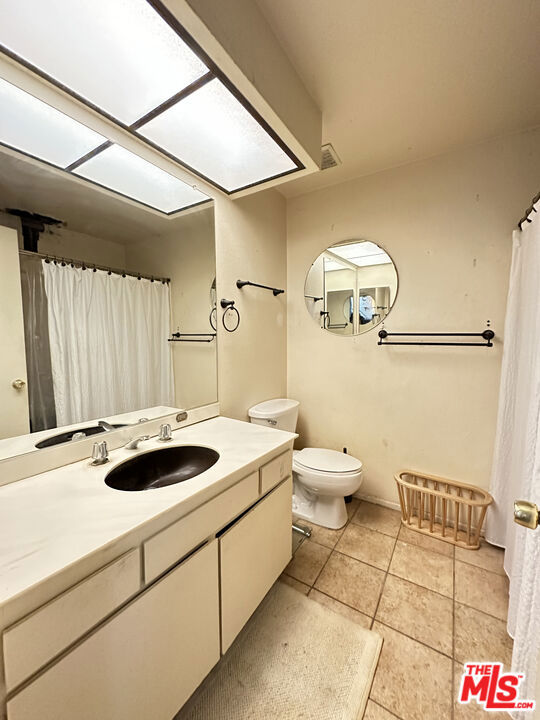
220;477;292;653
7;541;220;720
260;449;292;495
144;471;259;583
3;549;140;692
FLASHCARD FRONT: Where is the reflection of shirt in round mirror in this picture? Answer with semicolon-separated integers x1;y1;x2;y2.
359;295;374;324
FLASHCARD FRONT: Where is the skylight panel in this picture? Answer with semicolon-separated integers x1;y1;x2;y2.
73;144;208;213
0;77;106;168
331;242;392;267
138;78;297;191
0;0;208;125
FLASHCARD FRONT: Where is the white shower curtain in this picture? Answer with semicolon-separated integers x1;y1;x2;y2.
43;262;174;426
486;200;540;714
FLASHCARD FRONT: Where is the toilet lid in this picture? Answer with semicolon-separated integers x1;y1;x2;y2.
294;448;362;474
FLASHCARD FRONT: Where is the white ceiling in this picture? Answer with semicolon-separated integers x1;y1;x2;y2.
256;0;540;197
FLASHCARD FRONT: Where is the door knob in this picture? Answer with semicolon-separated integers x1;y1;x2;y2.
514;500;539;530
12;379;26;390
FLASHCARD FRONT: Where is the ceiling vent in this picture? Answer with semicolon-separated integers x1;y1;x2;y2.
321;143;341;170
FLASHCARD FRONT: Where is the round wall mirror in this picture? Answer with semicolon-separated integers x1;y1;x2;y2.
304;240;398;336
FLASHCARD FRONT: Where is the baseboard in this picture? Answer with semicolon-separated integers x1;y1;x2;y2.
353;492;401;512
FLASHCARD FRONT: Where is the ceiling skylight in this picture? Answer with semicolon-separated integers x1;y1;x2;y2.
0;77;106;168
138;78;298;191
0;0;304;194
329;242;393;268
73;144;208;214
0;0;208;125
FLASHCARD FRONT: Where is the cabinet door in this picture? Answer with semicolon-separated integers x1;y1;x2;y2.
220;477;292;653
8;541;220;720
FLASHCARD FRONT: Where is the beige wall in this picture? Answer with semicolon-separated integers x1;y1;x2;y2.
128;208;217;410
215;189;287;419
287;128;540;505
38;227;127;268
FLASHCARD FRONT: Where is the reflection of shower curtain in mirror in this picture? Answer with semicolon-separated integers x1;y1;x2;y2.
19;254;57;432
42;261;174;426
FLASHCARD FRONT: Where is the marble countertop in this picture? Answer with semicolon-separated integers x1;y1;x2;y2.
0;416;296;610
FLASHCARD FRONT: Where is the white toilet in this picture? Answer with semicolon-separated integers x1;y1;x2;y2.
248;398;363;529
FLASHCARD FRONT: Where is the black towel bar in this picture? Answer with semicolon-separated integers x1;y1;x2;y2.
168;332;216;343
236;279;284;296
378;327;495;347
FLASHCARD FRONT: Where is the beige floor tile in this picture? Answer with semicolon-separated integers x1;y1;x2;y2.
292;531;306;555
347;497;361;519
308;589;372;628
370;623;453;720
453;663;509;719
352;502;402;537
335;523;396;570
398;525;454;558
314;551;385;616
455;561;509;621
389;541;453;597
455;541;505;575
375;574;453;656
454;602;513;665
278;574;310;595
283;540;331;586
307;522;346;549
363;700;401;719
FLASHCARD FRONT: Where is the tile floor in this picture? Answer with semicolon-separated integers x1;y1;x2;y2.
281;499;512;720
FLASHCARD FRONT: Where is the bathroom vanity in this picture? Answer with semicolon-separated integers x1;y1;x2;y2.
0;416;295;720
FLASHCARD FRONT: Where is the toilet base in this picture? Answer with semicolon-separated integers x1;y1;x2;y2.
292;483;348;530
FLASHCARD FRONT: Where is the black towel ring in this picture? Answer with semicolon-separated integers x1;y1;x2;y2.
222;304;240;332
209;306;217;331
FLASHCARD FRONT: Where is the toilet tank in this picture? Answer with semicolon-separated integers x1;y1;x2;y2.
248;399;299;433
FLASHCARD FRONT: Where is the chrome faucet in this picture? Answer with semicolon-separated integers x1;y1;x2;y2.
158;423;172;442
124;435;150;450
98;420;115;432
90;440;109;465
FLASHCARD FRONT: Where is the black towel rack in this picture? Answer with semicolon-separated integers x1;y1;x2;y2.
168;332;216;343
378;327;495;347
236;279;284;296
304;295;323;301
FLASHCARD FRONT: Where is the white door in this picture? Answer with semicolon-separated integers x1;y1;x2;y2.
0;226;29;439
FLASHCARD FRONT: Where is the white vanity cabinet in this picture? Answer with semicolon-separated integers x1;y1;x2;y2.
2;445;294;720
220;476;292;652
7;541;220;720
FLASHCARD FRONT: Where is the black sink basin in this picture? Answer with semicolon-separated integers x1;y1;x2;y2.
36;424;126;449
104;445;220;491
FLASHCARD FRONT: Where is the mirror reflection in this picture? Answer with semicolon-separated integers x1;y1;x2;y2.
0;151;217;451
304;240;398;336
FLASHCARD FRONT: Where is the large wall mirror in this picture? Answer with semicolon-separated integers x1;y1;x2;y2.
0;150;217;456
304;240;398;336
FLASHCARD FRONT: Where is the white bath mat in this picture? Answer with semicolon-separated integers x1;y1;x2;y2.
176;581;382;720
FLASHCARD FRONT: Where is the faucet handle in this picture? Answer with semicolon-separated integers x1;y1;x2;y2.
91;440;109;465
158;423;172;442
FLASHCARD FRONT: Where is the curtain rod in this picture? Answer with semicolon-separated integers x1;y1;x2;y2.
18;249;170;283
518;190;540;231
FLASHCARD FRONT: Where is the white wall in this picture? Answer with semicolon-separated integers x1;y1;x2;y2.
128;208;217;410
287;128;540;505
215;189;287;419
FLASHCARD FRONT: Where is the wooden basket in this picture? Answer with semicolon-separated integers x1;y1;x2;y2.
394;470;493;549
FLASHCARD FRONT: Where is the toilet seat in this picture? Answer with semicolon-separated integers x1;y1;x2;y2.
293;448;362;474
